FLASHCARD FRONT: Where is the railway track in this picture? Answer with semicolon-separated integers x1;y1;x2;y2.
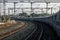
2;21;36;40
40;22;60;40
24;22;43;40
25;21;60;40
1;20;60;40
0;21;27;40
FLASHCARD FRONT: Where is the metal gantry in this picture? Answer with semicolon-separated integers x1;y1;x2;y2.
1;1;58;18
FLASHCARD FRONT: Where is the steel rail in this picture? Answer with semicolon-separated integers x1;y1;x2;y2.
24;22;43;40
0;21;27;40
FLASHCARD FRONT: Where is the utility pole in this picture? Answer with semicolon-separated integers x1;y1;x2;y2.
50;7;53;21
51;7;53;15
30;1;34;14
11;8;14;15
57;6;60;20
13;2;18;17
8;8;10;20
0;3;1;16
45;2;50;14
58;6;60;11
3;0;7;22
30;1;34;17
0;3;1;21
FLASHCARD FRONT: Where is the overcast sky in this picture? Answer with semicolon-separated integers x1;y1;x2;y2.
0;0;60;3
0;0;60;15
0;3;60;15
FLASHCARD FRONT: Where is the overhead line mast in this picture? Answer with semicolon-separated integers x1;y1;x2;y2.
3;0;7;22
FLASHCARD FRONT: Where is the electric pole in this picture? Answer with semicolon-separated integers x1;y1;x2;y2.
57;6;60;20
8;8;11;20
3;0;7;22
30;1;34;14
58;6;60;11
51;7;53;15
45;2;50;14
13;2;18;17
0;3;1;21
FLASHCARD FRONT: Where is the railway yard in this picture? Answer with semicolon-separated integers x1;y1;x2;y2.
0;1;60;40
0;20;59;40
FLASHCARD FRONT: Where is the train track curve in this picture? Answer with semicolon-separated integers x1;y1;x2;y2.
1;20;60;40
24;21;60;40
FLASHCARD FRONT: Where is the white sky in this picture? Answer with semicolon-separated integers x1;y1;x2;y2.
0;3;60;15
0;0;60;3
